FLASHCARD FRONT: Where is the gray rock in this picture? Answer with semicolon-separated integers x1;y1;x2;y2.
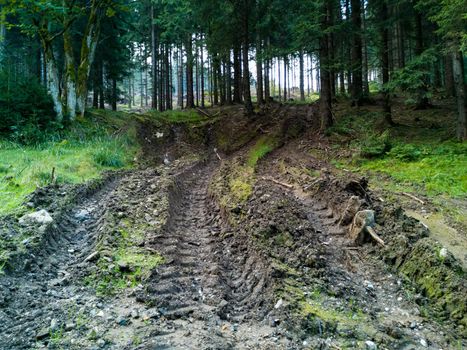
365;340;377;350
19;210;53;226
50;318;59;332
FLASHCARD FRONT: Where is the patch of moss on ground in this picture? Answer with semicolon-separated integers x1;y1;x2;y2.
247;135;281;168
398;238;467;329
85;224;164;296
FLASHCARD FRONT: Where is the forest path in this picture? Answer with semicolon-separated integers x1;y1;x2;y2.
0;162;289;350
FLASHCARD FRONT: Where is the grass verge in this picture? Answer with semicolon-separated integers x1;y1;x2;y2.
0;110;140;215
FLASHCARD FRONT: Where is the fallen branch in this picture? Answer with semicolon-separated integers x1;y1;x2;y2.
213;148;222;161
402;192;425;205
196;107;212;118
261;176;294;189
366;226;385;247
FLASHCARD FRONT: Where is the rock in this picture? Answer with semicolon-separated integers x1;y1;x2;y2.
50;318;59;332
65;323;75;331
274;299;283;309
365;340;377;350
439;247;448;259
118;261;130;272
131;309;139;319
420;339;427;347
19;210;53;226
74;209;90;221
116;315;129;326
36;329;49;340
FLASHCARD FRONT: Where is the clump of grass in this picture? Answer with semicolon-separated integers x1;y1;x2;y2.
360;141;466;197
149;109;207;124
356;130;391;158
247;135;280;168
0;111;139;215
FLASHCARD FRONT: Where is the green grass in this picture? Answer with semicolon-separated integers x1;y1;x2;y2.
148;109;208;124
0;110;140;215
328;108;466;198
247;135;280;168
358;141;466;197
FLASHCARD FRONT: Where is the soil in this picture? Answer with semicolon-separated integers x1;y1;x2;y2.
0;103;465;350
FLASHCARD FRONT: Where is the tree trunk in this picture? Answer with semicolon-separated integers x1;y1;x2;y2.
414;11;429;109
151;5;157;109
319;1;333;130
233;44;242;103
42;41;64;121
99;63;105;109
379;1;394;126
76;2;101;117
445;55;455;96
361;0;369;96
226;55;232;104
200;39;205;108
351;0;363;106
256;37;264;105
111;78;117;111
165;44;171;110
242;21;253;114
186;35;195;108
453;51;466;140
178;45;184;109
63;29;77;119
299;52;305;101
283;58;287;101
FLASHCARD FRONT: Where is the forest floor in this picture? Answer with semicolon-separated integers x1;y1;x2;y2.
0;99;465;350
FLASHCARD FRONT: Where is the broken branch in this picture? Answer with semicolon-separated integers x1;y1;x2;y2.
366;226;385;247
261;176;294;189
402;192;425;205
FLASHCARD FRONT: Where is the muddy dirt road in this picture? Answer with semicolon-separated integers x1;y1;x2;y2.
0;106;465;349
0;163;289;349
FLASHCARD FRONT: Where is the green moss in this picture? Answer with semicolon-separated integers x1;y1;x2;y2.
85;225;164;296
247;135;280;168
399;238;467;327
148;109;208;124
229;176;253;203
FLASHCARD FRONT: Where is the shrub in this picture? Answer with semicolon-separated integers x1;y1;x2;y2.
92;147;124;167
0;70;59;144
387;144;424;161
358;131;391;158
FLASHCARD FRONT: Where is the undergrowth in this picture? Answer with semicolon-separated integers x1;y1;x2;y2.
0;110;140;215
328;110;466;198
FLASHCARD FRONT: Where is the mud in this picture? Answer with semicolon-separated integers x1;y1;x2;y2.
0;104;465;350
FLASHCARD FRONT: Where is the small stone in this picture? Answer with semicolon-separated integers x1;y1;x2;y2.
19;209;53;226
439;247;448;259
97;339;106;346
274;299;283;309
50;318;59;332
65;323;75;331
36;329;49;340
131;309;139;319
116;315;129;326
74;209;90;221
420;339;427;347
365;340;377;350
118;261;130;272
